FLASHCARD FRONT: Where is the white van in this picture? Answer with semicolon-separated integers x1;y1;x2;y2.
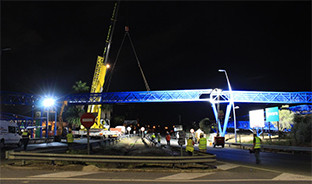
0;120;22;147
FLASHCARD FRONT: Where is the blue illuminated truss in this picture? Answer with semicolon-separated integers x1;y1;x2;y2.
289;105;312;114
1;89;311;138
64;89;212;104
1;90;311;105
63;90;311;104
1;91;37;106
212;90;312;104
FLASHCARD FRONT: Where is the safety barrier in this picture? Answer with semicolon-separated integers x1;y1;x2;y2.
5;151;216;165
226;142;312;153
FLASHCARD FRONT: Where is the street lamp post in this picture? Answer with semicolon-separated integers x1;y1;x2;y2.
218;69;237;143
43;98;55;139
141;127;145;138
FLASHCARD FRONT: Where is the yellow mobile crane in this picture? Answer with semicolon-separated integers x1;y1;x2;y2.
87;2;119;129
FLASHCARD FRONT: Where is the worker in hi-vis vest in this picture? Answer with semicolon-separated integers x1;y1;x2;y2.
186;136;195;156
21;129;30;151
252;132;262;164
198;134;207;152
66;130;74;150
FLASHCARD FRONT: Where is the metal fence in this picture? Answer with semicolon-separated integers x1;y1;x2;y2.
6;151;216;164
226;142;312;153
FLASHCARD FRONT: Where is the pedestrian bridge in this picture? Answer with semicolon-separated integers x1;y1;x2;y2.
1;90;311;105
63;89;311;104
1;89;311;137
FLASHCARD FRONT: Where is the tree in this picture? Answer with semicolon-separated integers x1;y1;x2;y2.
62;81;90;129
292;114;311;145
279;109;295;131
72;80;89;93
72;80;89;111
199;118;212;134
63;105;84;130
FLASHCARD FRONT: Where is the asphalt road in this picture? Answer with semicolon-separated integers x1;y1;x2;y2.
205;146;312;176
1;164;311;184
1;137;311;184
163;137;311;177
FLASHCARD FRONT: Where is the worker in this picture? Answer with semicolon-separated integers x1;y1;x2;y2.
186;136;195;156
165;132;171;146
151;133;156;141
198;134;207;152
66;130;74;149
21;129;30;151
252;132;262;164
157;133;161;144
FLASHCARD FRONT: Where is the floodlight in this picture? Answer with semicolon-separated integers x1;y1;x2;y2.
43;98;55;107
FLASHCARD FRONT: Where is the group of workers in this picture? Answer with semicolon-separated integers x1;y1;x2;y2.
150;133;163;145
185;132;262;164
186;134;207;156
150;132;172;146
22;128;262;164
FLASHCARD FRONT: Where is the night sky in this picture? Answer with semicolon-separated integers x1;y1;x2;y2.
1;1;311;127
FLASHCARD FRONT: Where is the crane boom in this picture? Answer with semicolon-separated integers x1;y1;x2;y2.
87;2;119;128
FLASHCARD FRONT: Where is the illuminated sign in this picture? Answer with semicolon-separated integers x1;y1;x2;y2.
249;109;265;128
174;125;183;131
265;107;279;122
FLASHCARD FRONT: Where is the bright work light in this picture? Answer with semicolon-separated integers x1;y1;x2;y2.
43;98;55;107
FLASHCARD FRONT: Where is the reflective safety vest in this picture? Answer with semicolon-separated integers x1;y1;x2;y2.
157;135;161;141
67;133;74;143
185;138;194;152
254;136;261;149
22;131;29;138
198;137;207;150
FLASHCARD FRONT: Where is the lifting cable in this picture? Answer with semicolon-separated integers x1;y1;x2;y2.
105;32;127;92
104;26;151;92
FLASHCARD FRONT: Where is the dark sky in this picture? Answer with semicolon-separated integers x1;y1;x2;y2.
1;1;311;127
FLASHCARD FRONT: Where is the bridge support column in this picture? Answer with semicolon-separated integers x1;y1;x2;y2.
222;104;232;137
211;102;222;134
210;102;233;137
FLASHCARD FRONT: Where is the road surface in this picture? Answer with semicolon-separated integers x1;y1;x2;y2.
1;136;311;184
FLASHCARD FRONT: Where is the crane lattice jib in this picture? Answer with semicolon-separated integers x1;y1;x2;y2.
90;56;105;94
103;2;119;64
89;2;119;95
